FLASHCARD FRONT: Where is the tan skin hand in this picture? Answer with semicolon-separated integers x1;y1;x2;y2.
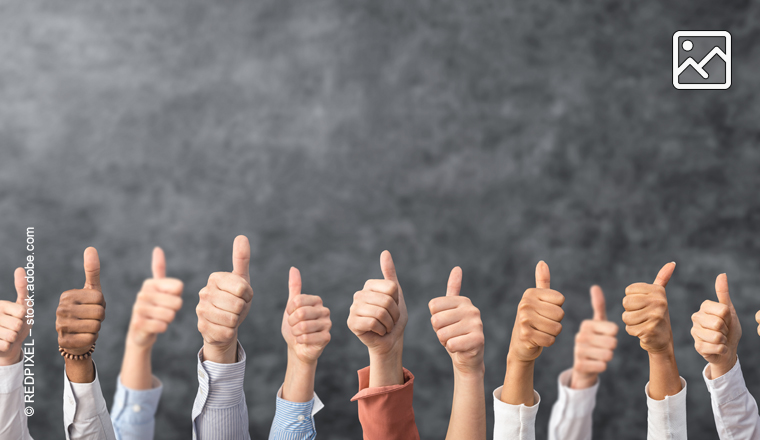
570;285;619;389
281;267;332;365
0;268;32;366
691;273;741;379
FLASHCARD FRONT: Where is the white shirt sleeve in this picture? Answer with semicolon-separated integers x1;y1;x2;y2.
0;361;33;439
63;361;117;440
703;358;760;440
492;385;541;440
548;369;598;440
645;377;687;440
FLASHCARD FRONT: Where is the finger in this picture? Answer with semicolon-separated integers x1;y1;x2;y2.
535;260;550;289
134;318;169;335
205;289;244;315
621;309;650;326
140;291;183;311
445;333;484;353
348;316;387;336
574;359;608;374
622;293;650;311
59;333;98;349
580;320;619;337
288;267;302;300
354;291;400;323
380;250;398;283
653;262;676;287
352;303;394;334
199;306;240;329
691;326;727;345
58;319;101;334
590;285;606;321
577;346;614;363
70;305;106;321
446;267;462;297
83;247;101;292
288;306;329;327
435;320;475;345
695;340;729;356
64;289;106;306
152;247;166;279
529;313;563;337
362;280;399;302
291;319;331;337
576;331;618;350
144;278;184;296
0;315;22;332
286;294;325;315
430;307;467;331
14;268;27;305
429;296;467;315
0;326;18;343
715;273;731;307
756;310;760;324
296;331;331;347
692;312;729;336
231;235;251;284
534;301;565;322
135;302;176;323
210;274;253;301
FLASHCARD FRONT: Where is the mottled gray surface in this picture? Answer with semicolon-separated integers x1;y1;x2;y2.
0;0;759;438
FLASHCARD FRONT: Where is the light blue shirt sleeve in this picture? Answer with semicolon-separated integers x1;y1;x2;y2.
268;385;324;440
110;375;163;440
191;341;249;440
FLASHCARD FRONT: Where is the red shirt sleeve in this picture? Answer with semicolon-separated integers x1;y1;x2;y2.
350;366;420;440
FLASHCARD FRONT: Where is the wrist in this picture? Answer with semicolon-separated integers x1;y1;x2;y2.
506;352;535;369
64;357;96;383
570;369;598;389
709;354;737;379
648;344;676;360
0;350;22;366
453;365;485;381
368;341;404;387
287;347;318;370
202;340;239;364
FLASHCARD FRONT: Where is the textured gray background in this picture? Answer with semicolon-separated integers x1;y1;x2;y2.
0;0;758;438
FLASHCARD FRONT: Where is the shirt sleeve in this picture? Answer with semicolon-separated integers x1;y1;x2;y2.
63;361;117;440
645;377;687;440
110;375;163;440
350;366;420;440
267;384;324;440
191;341;250;440
703;358;760;440
0;360;33;440
548;369;598;440
492;385;541;440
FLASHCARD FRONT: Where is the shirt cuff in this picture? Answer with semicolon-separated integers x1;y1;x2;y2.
703;357;746;406
492;385;541;425
197;342;247;408
0;361;23;394
271;385;324;432
111;374;163;424
64;362;109;423
555;368;599;418
350;366;415;401
645;377;687;435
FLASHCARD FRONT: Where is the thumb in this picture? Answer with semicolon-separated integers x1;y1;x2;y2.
14;267;27;305
590;285;607;321
653;262;676;287
83;247;101;292
535;260;550;289
715;273;731;306
380;250;398;283
446;266;463;297
152;247;166;279
288;267;302;300
231;235;251;284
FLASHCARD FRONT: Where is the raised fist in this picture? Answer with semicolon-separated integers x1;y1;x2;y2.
622;262;676;354
429;267;485;375
281;267;332;364
56;247;106;356
127;247;184;348
0;268;32;366
692;273;740;379
508;261;565;363
571;285;619;389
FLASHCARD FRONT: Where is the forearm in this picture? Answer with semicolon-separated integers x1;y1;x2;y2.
368;343;404;387
202;338;238;364
648;347;682;400
282;349;317;402
501;356;535;405
119;337;154;390
65;357;95;383
447;371;486;440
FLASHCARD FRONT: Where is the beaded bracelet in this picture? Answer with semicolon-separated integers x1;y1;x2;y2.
59;343;96;361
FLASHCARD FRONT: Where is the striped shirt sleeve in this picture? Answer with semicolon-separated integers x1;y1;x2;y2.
268;385;324;440
191;342;250;440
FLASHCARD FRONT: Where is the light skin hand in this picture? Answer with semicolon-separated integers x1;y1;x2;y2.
281;267;332;402
622;262;681;400
429;267;486;440
196;235;253;364
347;250;407;387
121;247;184;390
56;247;106;383
0;268;32;366
692;273;740;380
502;261;565;406
570;285;619;389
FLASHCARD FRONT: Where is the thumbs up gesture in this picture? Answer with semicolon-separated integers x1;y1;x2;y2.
429;267;485;375
127;247;184;348
570;286;619;389
0;268;32;366
56;247;106;356
196;236;253;363
281;267;332;364
508;261;565;363
622;262;677;353
347;251;408;357
691;274;741;378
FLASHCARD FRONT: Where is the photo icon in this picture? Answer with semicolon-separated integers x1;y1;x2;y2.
673;31;731;89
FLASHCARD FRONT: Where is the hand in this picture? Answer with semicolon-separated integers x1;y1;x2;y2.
622;262;676;354
281;267;332;365
429;267;485;376
0;268;32;366
692;273;740;379
570;285;619;389
56;247;106;356
347;250;407;358
196;235;253;363
127;247;184;348
508;261;565;363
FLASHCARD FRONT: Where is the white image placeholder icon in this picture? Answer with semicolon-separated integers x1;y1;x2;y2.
673;31;731;89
